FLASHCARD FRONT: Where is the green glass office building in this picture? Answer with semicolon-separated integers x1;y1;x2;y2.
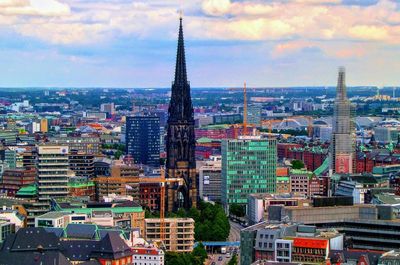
222;137;277;209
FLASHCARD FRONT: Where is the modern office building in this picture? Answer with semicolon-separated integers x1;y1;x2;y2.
144;218;195;252
331;67;355;174
68;150;95;178
198;156;222;202
222;136;277;210
37;145;69;209
49;136;101;154
248;104;262;126
126;115;160;167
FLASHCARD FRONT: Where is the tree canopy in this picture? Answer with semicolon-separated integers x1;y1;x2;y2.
291;159;305;169
175;201;230;242
229;203;246;218
228;254;238;265
165;243;208;265
146;201;230;242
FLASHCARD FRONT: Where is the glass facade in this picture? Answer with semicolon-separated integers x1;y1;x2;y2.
126;116;160;167
222;138;277;208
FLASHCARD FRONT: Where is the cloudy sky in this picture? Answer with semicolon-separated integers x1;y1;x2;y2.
0;0;399;88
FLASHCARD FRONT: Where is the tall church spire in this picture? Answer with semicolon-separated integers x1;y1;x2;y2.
166;16;197;211
174;17;188;86
169;16;193;122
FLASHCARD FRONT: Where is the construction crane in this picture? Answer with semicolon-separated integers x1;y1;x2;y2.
289;115;314;137
261;119;285;133
243;82;248;136
139;168;183;244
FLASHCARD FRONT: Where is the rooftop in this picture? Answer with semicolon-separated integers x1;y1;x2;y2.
145;218;194;223
37;211;70;220
373;193;400;205
16;184;37;196
290;169;313;175
293;237;328;249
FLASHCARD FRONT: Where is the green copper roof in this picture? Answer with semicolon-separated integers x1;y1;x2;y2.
313;157;330;176
58;206;143;214
277;176;290;182
290;169;313;175
68;181;95;188
16;185;37;196
201;124;230;129
197;137;221;143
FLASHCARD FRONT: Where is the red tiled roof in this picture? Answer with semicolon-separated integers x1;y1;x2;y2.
132;247;160;255
276;167;289;176
293;237;328;249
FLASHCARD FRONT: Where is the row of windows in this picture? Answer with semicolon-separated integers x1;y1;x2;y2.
293;247;326;255
133;256;162;260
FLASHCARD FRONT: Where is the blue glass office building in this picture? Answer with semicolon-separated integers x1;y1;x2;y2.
126;116;160;167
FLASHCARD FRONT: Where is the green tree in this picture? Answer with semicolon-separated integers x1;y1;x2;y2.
228;254;238;265
114;150;123;159
176;208;187;218
165;243;208;265
291;159;305;169
188;207;201;222
184;201;230;242
192;243;208;264
229;203;245;217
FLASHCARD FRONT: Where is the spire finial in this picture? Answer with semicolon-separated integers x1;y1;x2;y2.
174;15;188;85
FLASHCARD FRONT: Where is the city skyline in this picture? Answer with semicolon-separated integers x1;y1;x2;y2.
0;0;399;88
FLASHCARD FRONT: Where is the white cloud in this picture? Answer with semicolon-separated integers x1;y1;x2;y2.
0;0;70;16
0;0;398;51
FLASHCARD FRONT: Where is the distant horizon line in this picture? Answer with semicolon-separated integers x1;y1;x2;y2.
0;86;395;90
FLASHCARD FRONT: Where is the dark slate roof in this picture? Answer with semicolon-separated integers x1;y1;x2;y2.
91;231;133;260
65;223;97;239
115;200;141;207
44;227;65;238
80;260;102;265
0;251;72;265
61;240;98;261
0;228;71;265
9;227;61;252
0;227;132;265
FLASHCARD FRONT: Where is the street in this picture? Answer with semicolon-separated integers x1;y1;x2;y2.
207;253;231;265
206;221;242;264
228;220;243;242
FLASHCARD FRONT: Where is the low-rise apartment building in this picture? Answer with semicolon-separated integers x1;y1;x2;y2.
145;218;195;252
